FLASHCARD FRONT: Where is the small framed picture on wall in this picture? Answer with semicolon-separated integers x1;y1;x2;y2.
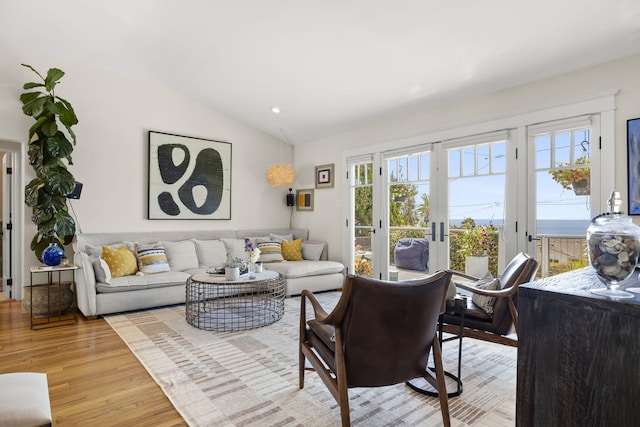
315;163;335;189
296;189;314;211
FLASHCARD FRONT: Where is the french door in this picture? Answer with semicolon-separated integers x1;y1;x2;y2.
525;115;601;277
347;132;509;280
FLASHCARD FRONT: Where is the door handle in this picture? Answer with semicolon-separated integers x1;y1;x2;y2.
369;228;376;234
528;234;540;242
431;222;436;241
440;222;447;242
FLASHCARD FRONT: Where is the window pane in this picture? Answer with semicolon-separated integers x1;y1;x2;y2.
388;159;398;182
449;149;460;178
536;135;551;169
477;144;490;175
408;156;419;181
354;186;372;226
420;154;430;180
493;142;506;173
366;163;373;184
462;146;475;176
397;157;408;181
554;132;571;165
574;129;590;163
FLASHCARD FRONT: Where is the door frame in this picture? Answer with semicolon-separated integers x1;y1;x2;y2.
0;139;24;300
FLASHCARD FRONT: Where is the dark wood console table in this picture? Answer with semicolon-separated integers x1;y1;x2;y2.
517;267;640;426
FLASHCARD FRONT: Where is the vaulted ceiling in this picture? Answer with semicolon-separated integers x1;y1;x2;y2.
2;1;640;144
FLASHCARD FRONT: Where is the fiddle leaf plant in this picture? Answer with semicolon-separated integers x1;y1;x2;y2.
20;64;78;260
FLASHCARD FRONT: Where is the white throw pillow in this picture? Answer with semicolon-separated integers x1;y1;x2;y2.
302;242;324;261
161;240;198;271
92;258;112;283
220;238;250;262
471;271;500;314
194;239;227;268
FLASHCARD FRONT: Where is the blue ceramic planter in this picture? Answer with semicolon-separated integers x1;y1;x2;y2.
41;242;65;266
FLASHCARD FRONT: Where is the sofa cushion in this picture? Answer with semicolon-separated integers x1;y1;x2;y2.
257;241;284;263
102;245;138;278
162;240;198;271
135;242;171;274
282;238;303;261
93;258;112;283
264;260;343;279
220;238;250;262
96;271;191;293
194;239;227;268
302;241;324;261
270;232;293;242
86;242;133;258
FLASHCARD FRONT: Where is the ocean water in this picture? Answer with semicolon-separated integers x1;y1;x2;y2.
450;219;590;237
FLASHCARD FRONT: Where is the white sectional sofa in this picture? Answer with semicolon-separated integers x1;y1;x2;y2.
72;228;344;318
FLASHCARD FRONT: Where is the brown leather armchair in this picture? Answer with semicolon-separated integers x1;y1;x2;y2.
441;252;539;346
299;271;453;427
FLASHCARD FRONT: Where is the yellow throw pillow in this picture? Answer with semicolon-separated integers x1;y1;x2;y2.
102;245;138;278
281;238;303;261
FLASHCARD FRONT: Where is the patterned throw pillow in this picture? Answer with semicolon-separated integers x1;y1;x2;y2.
135;242;170;274
102;245;138;278
281;238;303;261
257;241;284;263
471;272;501;314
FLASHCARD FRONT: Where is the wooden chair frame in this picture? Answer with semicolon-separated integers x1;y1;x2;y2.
299;272;452;427
442;253;539;347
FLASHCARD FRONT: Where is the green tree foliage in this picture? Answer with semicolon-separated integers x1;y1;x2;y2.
21;64;78;260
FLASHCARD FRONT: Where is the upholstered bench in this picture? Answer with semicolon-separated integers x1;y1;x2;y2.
0;372;52;427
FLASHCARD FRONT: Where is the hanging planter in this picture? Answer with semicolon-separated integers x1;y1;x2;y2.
572;178;590;196
548;155;591;196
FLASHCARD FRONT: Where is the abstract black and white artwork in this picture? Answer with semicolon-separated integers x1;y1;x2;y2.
148;131;231;219
628;119;640;215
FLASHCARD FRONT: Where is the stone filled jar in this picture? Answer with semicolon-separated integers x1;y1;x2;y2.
587;191;640;298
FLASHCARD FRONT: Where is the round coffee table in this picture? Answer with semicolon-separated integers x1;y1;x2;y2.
186;270;285;331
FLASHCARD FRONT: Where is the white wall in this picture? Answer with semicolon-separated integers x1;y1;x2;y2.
293;53;640;263
0;43;293;292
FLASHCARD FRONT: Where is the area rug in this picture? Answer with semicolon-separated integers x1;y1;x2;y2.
105;292;516;426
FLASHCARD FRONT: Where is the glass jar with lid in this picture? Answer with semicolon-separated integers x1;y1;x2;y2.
587;191;640;298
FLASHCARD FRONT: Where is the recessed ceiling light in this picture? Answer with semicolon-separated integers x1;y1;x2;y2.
271;107;281;114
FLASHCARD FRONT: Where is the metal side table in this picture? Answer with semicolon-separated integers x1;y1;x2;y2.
406;294;466;398
28;265;78;330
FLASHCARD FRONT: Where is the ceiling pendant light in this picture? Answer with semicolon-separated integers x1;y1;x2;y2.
266;128;296;187
266;163;296;187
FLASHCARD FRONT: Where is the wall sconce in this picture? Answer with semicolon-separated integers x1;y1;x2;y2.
286;188;294;206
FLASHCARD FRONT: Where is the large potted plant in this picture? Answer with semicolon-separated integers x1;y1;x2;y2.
20;64;78;261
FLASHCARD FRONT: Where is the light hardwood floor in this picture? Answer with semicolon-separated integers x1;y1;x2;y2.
0;300;185;426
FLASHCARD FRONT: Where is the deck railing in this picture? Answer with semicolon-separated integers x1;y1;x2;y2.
355;227;588;279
